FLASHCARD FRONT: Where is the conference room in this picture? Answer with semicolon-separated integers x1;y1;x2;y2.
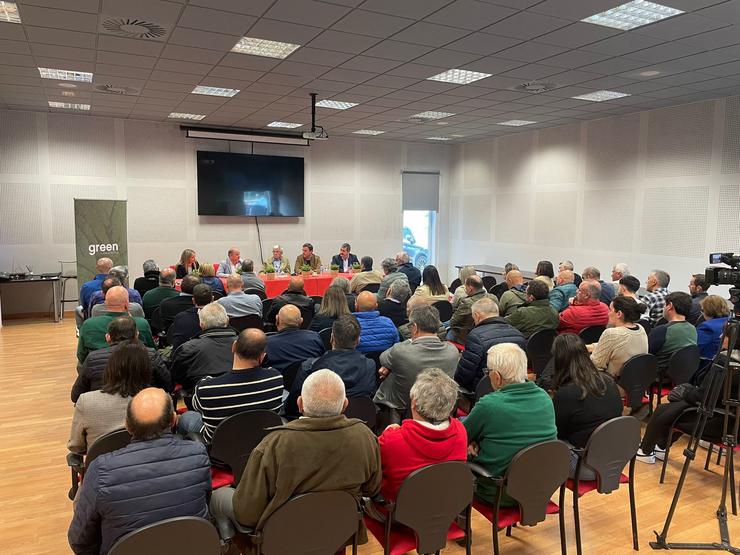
1;0;740;553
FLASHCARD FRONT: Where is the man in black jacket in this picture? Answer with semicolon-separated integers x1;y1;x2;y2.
133;259;160;297
330;242;359;272
395;251;421;292
266;276;313;324
454;297;526;391
168;284;213;349
71;317;171;402
154;274;201;333
378;279;410;327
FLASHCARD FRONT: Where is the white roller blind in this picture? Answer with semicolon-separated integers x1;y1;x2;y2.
402;171;440;211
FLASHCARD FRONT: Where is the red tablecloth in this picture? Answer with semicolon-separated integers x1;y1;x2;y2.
175;273;354;299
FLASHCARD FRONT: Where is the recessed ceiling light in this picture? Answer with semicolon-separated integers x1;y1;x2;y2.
572;90;631;102
411;111;455;121
581;1;684;31
192;85;240;97
497;120;537;126
48;101;90;111
427;68;492;85
426;136;451;141
58;83;77;89
639;70;661;77
315;99;358;110
232;37;301;59
450;134;465;138
38;67;93;83
353;129;385;135
169;112;205;121
61;91;75;97
436;121;449;125
267;121;303;128
0;1;21;24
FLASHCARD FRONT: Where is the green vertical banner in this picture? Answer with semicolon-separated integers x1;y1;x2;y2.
74;199;128;291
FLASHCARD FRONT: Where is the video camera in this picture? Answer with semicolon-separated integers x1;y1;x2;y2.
706;252;740;315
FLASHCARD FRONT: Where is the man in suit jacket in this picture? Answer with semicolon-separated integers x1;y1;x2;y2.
330;242;359;272
395;251;421;292
217;247;243;277
154;274;201;333
378;279;410;327
168;284;213;350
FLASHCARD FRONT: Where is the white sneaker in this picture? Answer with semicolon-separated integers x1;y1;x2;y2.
654;447;666;461
636;448;655;464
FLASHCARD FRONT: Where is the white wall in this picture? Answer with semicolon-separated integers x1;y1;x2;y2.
0;110;450;315
447;95;740;296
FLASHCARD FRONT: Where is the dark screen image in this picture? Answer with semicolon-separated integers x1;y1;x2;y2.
197;151;304;217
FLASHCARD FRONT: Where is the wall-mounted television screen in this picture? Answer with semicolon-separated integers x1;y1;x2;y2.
196;151;304;217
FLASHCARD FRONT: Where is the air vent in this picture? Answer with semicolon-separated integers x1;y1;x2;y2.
94;84;140;96
100;17;167;40
514;81;557;94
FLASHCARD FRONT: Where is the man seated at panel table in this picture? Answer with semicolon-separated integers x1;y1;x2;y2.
331;242;359;273
79;257;113;313
262;244;291;275
87;266;143;315
217;247;243;277
142;268;179;320
350;256;383;294
218;274;262;319
294;242;322;274
265;276;313;323
240;259;265;294
77;286;154;363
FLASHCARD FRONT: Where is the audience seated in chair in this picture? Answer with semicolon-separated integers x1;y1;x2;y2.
696;295;730;360
557;280;608;336
170;303;237;395
168;284;213;350
610;262;631;285
378;368;467;501
688;273;710;326
218;273;262;319
179;328;283;444
413;265;450;302
87;266;143;315
308;285;350;332
395;251;421;293
398;296;447;341
451;265;477;310
463;343;557;505
239;259;265;294
89;285;144;319
375;305;459;424
198;263;225;296
559;259;582;287
376;257;409;302
534;260;555;291
156;274;201;332
209;370;381;553
497;270;527;317
353;291;400;354
141;267;179;320
77;286;154;363
68;388;211;555
331;275;357;312
549;270;577;312
506;279;559;339
265;276;313;323
265;304;324;374
350;256;383;294
72;317;171;403
448;275;498;343
455;297;526;392
286;315;376;420
581;266;615;305
648;291;698;373
378;279;410;328
587;296;648;378
640;269;671;326
133;259;160;298
79;257;113;314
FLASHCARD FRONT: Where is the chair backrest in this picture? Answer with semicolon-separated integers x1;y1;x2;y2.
578;325;606;344
481;275;497;292
260;491;361;554
432;300;453;322
229;314;264;333
526;329;556;376
282;360;303;391
318;327;333;350
449;278;461;292
582;416;641;494
108;517;220;555
394;462;475;554
299;306;314;329
489;282;508;300
211;290;224;300
505;440;570;526
209;410;283;485
475;376;492;401
311;295;323;305
245;288;267;300
667;344;701;385
85;429;131;468
637;319;651;335
261;299;273;321
618;353;658;411
344;396;377;430
363;282;381;294
364;350;384;371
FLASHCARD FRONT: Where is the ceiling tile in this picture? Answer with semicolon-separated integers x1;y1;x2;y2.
288;47;354;66
100;0;184;24
529;0;625;20
365;74;420;88
243;19;325;44
627;41;706;64
537;22;622;49
189;0;274;16
23;25;96;49
362;40;435;62
340;55;403;73
0;39;31;56
390;22;469;47
148;69;201;85
577;57;649;75
360;0;454;19
387;62;449;79
94;63;151;79
154;58;213;76
693;1;740;23
208;65;264;82
414;48;483;67
177;5;257;36
332;9;414;38
264;0;351;28
35;56;93;72
483;11;570;40
424;0;517;31
445;32;521;56
169;27;242;51
307;30;381;53
30;43;95;63
220;52;281;71
495;41;568;63
272;60;331;78
634;14;728;41
321;67;378;83
97;51;157;69
461;56;525;74
18;5;98;33
540;49;610;69
499;63;564;80
160;44;225;65
586;33;665;57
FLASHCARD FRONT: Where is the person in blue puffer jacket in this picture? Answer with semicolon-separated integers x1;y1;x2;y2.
353;291;399;353
696;294;730;360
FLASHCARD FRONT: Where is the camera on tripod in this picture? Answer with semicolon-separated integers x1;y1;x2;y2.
706;253;740;310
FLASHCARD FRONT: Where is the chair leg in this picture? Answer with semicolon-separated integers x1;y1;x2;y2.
573;486;582;555
660;440;672;483
505;525;512;537
717;446;724;466
492;520;500;555
705;443;713;470
464;504;472;555
730;450;737;517
559;485;567;555
629;460;639;551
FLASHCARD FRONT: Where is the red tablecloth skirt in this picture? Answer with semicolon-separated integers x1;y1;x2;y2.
175;272;354;299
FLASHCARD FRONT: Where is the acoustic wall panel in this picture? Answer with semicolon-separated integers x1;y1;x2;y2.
359;193;401;241
721;96;740;175
536;123;580;184
48;114;116;177
309;192;355;240
582;188;636;252
407;143;447;172
496;132;535;189
50;183;118;244
0;183;44;244
586;113;639;181
640;186;710;258
0;111;38;174
194;219;255;242
462;194;491;240
310;139;356;190
462;140;493;189
124;120;188;179
714;184;740;252
126;187;188;242
495;192;529;244
646;101;714;177
359;139;403;190
534;191;577;247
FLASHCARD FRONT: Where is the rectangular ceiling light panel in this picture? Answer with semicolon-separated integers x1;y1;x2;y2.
411;111;455;120
0;1;21;23
169;112;205;120
572;90;630;102
497;120;536;126
39;67;93;82
48;101;90;110
267;121;303;128
582;1;684;30
427;69;492;84
232;37;301;59
315;99;358;109
353;129;385;135
192;86;240;97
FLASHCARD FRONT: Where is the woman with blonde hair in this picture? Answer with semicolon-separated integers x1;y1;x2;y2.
176;249;199;278
198;262;225;295
309;285;351;331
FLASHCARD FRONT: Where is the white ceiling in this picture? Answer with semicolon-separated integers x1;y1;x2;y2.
2;0;740;143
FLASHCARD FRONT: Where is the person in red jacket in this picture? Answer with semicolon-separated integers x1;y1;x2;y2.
378;368;468;500
558;280;609;335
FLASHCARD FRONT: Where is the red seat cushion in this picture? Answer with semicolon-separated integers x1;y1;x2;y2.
455;407;469;418
565;474;628;497
364;515;465;555
622;396;649;407
650;384;672;396
473;499;559;528
211;467;235;489
449;341;465;352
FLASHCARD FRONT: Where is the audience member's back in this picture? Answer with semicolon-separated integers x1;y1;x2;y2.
265;304;324;372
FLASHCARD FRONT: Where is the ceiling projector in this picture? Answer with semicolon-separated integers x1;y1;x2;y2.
303;128;329;140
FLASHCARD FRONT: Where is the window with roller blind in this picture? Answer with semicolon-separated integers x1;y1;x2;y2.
401;171;439;271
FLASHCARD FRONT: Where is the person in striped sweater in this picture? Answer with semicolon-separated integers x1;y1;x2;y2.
178;328;283;443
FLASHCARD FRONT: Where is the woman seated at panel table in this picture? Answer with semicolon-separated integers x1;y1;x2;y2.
175;248;199;279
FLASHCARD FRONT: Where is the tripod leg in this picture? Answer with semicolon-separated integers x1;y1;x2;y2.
718;445;724;466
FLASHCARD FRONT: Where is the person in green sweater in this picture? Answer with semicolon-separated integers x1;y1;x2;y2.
464;342;557;505
142;267;179;319
78;286;154;363
506;279;559;338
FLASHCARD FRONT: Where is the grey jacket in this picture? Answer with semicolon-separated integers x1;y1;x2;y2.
241;272;266;293
376;271;409;301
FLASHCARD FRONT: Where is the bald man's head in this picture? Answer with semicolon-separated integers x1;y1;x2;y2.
277;304;302;330
356;291;378;312
405;294;429;315
288;276;304;292
126;388;174;440
96;257;113;274
505;270;523;287
105;285;129;311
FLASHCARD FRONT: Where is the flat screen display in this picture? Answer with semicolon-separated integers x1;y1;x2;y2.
196;151;304;217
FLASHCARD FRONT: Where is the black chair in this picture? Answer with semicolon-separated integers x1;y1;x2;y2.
108;517;221;555
299;306;314;329
261;299;273;322
363;282;381;294
211;290;224;300
364;350;384;371
364;462;475;555
637;319;651;335
490;282;508;300
649;345;701;410
469;440;570;555
482;275;497;292
449;278;461;292
68;429;131;500
209;410;283;488
475;376;492;401
617;353;658;413
318;327;333;350
432;300;453;322
345;396;378;432
311;295;323;306
245;288;267;300
526;329;556;377
229;314;264;333
567;416;641;555
282;360;303;391
578;325;606;344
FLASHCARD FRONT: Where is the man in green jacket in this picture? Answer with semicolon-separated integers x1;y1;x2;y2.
507;279;559;338
464;343;557;505
142;267;179;319
448;275;497;343
77;286;155;363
